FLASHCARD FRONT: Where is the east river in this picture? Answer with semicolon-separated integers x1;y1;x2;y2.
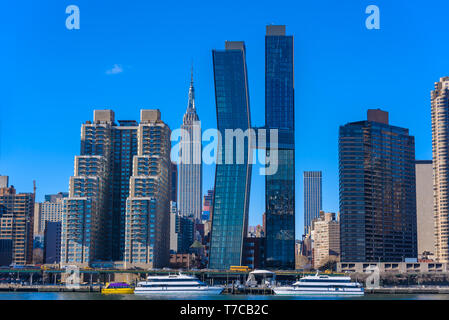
1;292;449;300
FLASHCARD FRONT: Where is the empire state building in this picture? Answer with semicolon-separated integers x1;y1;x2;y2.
178;69;202;221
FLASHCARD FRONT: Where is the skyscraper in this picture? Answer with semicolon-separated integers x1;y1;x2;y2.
209;41;252;269
265;25;295;269
124;110;171;268
432;76;449;262
61;110;116;266
339;109;417;262
112;120;138;260
415;160;434;259
0;177;35;265
61;110;166;267
178;71;202;221
304;171;322;235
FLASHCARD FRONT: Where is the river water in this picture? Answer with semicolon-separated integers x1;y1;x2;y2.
0;292;449;300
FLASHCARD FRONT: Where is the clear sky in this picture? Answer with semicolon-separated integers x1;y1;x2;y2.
1;0;447;238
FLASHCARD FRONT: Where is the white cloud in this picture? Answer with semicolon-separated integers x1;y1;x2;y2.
106;64;123;75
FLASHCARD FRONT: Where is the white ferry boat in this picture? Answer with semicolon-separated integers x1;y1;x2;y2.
273;272;364;296
134;273;224;295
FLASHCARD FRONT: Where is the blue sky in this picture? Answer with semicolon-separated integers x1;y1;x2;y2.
1;0;447;238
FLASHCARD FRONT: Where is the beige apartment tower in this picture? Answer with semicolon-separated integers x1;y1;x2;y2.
415;160;435;259
432;77;449;262
311;211;340;269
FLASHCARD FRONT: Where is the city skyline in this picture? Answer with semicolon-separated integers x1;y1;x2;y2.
3;0;449;239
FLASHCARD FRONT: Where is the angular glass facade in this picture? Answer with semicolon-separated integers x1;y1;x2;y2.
339;111;417;262
209;41;252;269
265;25;295;269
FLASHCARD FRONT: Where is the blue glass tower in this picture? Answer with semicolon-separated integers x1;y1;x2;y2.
209;41;252;269
265;25;295;269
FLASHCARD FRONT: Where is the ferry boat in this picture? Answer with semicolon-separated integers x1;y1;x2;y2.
101;282;134;294
273;272;364;296
134;273;224;295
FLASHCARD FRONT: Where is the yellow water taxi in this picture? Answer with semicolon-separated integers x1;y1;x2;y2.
101;282;134;294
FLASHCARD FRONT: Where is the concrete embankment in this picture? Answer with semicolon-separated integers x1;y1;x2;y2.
0;285;101;292
366;287;449;294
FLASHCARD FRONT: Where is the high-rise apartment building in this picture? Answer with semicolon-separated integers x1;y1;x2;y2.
178;72;202;222
304;171;322;236
124;110;171;268
265;25;295;269
61;110;115;266
34;193;68;235
112;120;138;260
432;77;449;262
415;160;435;259
61;110;168;267
339;109;417;262
311;211;340;268
209;41;252;269
0;177;35;265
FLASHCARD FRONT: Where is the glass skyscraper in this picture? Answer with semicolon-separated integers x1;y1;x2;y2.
304;171;322;236
209;41;252;269
339;109;417;262
265;25;295;269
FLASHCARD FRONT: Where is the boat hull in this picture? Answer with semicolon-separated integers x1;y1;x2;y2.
134;287;224;295
101;288;135;294
273;287;364;296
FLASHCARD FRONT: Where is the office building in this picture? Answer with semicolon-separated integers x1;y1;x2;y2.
311;211;340;268
304;171;322;235
432;77;449;262
124;110;171;268
209;41;252;269
265;25;295;269
415;160;435;259
243;237;266;269
170;162;178;203
202;188;214;221
169;201;178;253
44;221;62;264
339;109;417;262
0;177;35;265
176;215;195;254
178;71;202;221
